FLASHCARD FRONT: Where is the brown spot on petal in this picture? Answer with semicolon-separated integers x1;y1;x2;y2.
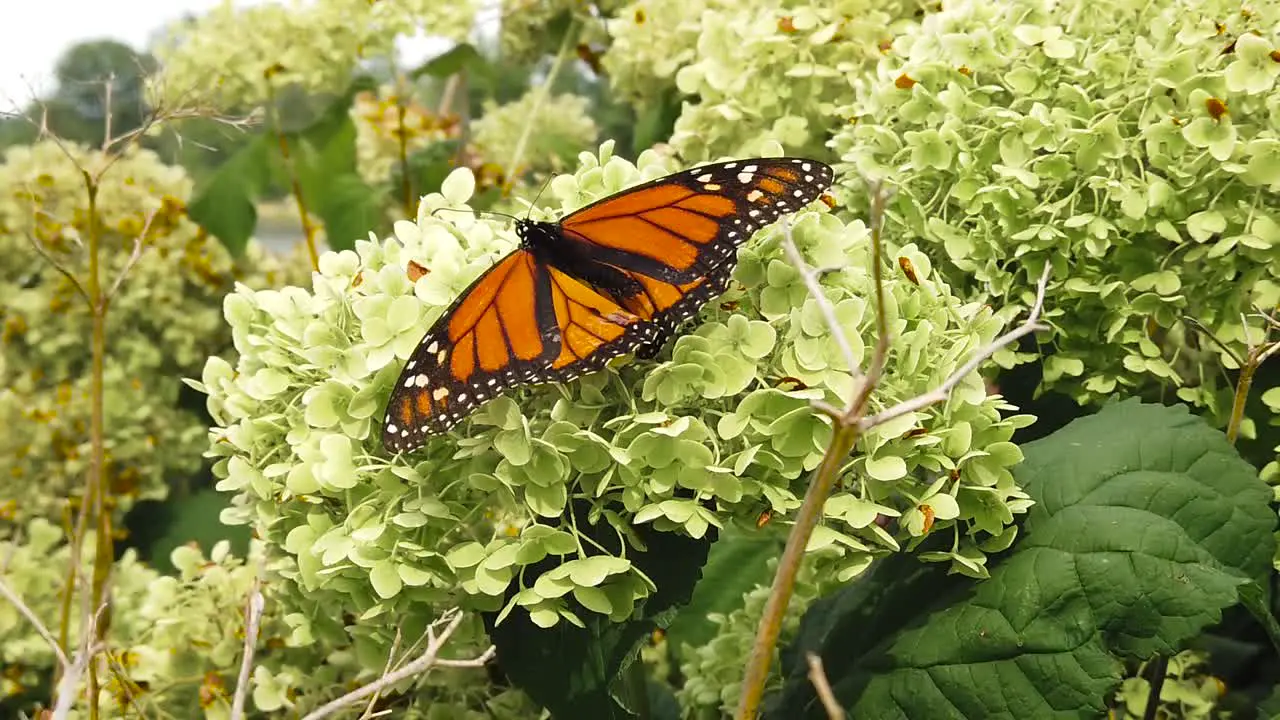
1206;96;1228;120
407;259;430;282
899;256;919;284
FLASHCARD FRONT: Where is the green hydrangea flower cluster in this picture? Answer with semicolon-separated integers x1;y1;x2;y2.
0;140;305;525
472;90;600;176
676;553;840;718
149;0;477;109
0;521;534;718
1114;651;1223;720
499;0;625;63
352;85;460;185
603;0;910;161
0;520;160;704
198;141;1032;637
1266;387;1280;485
831;0;1280;427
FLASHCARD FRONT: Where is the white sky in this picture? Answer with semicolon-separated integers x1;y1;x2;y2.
0;0;473;110
0;0;244;107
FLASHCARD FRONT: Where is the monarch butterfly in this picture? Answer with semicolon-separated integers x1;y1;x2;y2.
382;157;834;452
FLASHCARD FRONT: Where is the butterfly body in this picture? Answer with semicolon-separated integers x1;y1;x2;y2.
382;157;834;452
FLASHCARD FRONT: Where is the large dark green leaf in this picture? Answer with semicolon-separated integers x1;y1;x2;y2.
770;399;1275;719
664;527;783;657
283;81;386;252
632;86;682;156
313;175;385;252
388;140;463;214
484;502;714;719
186;134;272;256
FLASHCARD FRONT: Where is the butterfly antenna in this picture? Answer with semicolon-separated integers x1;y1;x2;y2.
525;173;556;219
431;207;521;224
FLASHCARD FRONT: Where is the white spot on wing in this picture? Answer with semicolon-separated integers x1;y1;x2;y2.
433;387;449;401
737;173;753;183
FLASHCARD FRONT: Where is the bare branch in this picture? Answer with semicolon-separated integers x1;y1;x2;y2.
230;572;265;720
849;182;894;418
1182;316;1246;367
859;264;1052;430
104;210;157;305
0;576;70;668
779;217;860;388
50;600;110;720
22;231;91;306
738;200;1054;720
101;74;115;154
1258;340;1280;365
359;625;405;720
300;611;495;720
805;653;845;720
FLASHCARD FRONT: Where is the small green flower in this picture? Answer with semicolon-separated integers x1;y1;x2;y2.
1225;33;1280;95
353;294;423;371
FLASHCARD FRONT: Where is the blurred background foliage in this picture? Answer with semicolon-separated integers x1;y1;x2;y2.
1;0;1278;717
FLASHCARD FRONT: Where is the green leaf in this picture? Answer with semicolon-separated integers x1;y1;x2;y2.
632;85;682;156
409;43;487;80
370;560;403;599
483;500;714;719
186;134;272;256
770;399;1274;719
280;79;386;252
664;528;784;655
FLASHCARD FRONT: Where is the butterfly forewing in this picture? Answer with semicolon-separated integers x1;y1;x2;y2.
381;157;834;452
559;157;834;283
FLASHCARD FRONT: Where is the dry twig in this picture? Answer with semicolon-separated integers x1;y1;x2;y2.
805;653;845;720
300;611;495;720
230;571;265;720
0;577;70;669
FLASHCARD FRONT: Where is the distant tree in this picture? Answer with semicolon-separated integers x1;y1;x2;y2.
47;39;158;146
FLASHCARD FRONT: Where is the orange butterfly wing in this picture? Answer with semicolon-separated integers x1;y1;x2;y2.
382;158;834;452
383;250;557;451
559;158;835;283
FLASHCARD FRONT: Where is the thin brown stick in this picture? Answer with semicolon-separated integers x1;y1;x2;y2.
0;577;70;668
103;213;155;305
21;231;90;305
805;653;845;720
51;601;109;720
229;572;264;720
100;74;114;153
503;21;578;194
299;611;494;720
358;626;404;720
849;185;893;417
274;128;320;270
